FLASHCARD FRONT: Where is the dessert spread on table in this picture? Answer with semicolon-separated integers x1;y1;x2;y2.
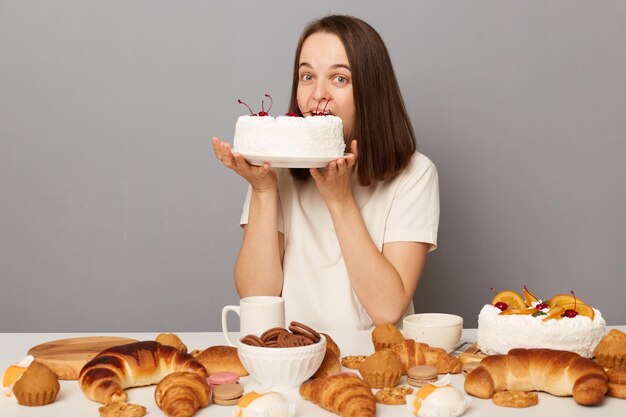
2;295;625;417
232;94;346;160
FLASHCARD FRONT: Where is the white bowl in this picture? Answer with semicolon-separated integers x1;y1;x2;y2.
237;337;326;389
403;313;463;353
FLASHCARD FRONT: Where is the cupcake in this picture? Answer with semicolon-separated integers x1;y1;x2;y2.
359;349;403;389
12;360;60;406
595;329;626;368
372;323;405;352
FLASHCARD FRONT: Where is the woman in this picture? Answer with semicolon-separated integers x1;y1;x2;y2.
212;15;439;330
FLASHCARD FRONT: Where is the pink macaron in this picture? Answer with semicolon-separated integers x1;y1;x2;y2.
207;371;240;388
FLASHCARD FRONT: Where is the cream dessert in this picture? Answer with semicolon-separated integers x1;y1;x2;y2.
232;95;345;158
477;288;606;358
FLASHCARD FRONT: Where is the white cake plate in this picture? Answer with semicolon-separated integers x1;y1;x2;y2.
239;153;351;168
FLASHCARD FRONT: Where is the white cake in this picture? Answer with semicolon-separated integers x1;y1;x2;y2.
477;304;606;358
233;115;345;158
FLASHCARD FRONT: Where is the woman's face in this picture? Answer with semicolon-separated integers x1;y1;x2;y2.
297;32;355;140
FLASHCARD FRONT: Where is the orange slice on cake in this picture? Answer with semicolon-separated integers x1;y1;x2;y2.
542;306;565;321
559;303;595;320
499;308;539;316
549;294;587;309
491;290;525;310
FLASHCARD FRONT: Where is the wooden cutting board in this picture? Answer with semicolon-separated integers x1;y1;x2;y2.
27;336;138;380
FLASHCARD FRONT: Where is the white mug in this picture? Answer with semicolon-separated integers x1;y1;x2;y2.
221;296;285;347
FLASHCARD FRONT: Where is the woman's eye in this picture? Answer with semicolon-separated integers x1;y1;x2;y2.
335;75;348;84
301;74;313;81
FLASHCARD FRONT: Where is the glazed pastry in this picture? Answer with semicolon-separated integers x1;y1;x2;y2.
322;333;341;357
79;341;207;403
313;348;342;378
154;372;210;417
156;333;188;353
194;345;248;376
12;360;60;406
300;372;376;417
359;349;403;388
464;348;608;405
371;323;405;351
390;340;462;374
594;329;626;368
606;366;626;399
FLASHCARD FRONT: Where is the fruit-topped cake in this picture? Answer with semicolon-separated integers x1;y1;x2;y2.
233;94;345;159
477;287;606;357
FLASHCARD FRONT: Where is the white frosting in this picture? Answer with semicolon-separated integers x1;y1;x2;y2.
233;115;345;157
477;304;606;357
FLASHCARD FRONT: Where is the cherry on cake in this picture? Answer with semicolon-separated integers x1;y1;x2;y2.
477;287;606;358
232;95;345;159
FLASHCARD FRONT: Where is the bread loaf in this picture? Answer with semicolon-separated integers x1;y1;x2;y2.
464;348;607;405
194;345;248;376
79;341;207;404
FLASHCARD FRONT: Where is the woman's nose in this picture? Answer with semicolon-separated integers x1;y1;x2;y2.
312;80;329;102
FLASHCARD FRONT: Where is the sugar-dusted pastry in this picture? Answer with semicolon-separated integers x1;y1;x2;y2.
154;372;210;417
606;366;626;399
99;402;147;417
12;360;60;406
372;323;405;351
359;349;403;388
594;329;626;368
300;372;376;417
234;391;296;417
194;345;248;376
313;348;342;379
391;340;462;374
156;333;188;353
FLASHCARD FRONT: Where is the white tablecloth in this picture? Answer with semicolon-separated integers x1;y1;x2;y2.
1;328;625;416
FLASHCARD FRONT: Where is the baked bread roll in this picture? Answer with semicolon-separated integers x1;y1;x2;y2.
154;372;210;417
464;348;608;405
194;345;248;376
79;341;207;404
390;340;462;374
313;349;341;379
300;372;376;417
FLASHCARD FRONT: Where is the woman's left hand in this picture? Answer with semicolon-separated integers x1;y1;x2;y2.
310;140;358;207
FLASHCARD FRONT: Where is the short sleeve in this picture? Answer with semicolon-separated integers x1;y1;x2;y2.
383;154;440;251
239;184;284;234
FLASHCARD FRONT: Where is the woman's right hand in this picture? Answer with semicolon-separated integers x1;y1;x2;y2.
212;137;277;192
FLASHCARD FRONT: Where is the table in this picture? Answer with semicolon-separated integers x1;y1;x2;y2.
1;328;625;416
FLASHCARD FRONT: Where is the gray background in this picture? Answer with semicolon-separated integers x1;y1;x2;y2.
1;0;625;332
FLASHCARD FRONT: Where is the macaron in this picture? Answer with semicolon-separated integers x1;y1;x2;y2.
407;365;438;387
212;383;244;406
207;371;240;388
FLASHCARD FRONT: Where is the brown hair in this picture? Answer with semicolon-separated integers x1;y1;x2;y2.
289;15;416;186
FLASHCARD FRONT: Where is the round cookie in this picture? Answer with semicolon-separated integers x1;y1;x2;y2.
407;365;438;387
341;355;367;370
375;386;413;405
289;321;321;343
212;383;244;406
241;335;264;347
492;391;539;408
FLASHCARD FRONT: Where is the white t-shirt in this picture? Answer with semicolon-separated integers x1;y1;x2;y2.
240;152;439;331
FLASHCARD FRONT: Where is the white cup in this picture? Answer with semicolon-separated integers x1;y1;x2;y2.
402;313;463;353
221;296;285;347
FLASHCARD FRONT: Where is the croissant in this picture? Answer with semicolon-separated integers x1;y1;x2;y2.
299;372;376;417
154;372;210;417
390;340;462;374
464;348;608;405
79;341;207;403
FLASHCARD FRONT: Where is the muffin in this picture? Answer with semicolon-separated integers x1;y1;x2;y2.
371;323;405;352
595;329;626;368
12;361;60;406
359;349;403;389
